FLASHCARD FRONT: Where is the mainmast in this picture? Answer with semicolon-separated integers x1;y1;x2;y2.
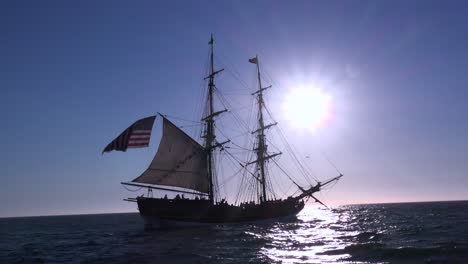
250;56;280;203
203;34;225;202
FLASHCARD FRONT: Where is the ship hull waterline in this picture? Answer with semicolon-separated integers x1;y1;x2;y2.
136;197;305;227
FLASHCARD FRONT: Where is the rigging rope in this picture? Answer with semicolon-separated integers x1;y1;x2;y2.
214;53;252;92
272;159;306;189
160;114;202;124
321;150;342;175
123;185;143;192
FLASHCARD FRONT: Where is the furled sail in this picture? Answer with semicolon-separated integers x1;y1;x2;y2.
132;117;209;193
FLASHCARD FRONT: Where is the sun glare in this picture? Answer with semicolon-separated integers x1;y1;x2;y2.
282;87;332;131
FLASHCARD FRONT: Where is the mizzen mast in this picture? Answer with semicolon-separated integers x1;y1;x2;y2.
250;56;280;203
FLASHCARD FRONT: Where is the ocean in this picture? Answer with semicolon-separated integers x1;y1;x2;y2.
1;201;467;263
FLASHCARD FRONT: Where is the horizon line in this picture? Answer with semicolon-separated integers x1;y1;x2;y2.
1;199;467;219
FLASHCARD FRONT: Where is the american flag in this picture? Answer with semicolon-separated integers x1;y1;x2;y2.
248;57;258;64
102;115;156;154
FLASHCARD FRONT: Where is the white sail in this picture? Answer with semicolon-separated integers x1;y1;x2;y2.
132;117;209;193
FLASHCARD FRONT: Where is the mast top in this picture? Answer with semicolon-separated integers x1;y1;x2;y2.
209;33;214;45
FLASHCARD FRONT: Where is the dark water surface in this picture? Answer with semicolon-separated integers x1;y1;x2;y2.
1;201;468;263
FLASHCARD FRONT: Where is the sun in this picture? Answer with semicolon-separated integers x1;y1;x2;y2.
282;87;332;131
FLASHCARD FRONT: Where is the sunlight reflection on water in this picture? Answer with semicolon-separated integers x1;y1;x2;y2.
257;206;357;263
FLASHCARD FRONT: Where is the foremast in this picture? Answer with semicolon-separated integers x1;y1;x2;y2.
250;56;281;203
203;34;226;203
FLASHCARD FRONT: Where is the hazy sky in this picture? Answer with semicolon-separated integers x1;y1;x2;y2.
2;0;468;217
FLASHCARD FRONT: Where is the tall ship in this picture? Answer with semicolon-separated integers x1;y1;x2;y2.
102;35;343;226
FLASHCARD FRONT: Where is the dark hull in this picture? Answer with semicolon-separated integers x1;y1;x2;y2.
137;197;305;225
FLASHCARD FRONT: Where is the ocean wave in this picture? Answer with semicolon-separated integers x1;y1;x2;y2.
2;202;468;263
320;242;468;263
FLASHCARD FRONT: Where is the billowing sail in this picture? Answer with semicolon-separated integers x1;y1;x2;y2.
132;117;209;193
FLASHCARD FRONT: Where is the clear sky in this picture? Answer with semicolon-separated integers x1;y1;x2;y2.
2;0;468;217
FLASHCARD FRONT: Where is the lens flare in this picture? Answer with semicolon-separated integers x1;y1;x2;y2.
282;87;332;131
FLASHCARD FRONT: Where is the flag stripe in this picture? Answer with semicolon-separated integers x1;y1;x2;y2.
102;116;156;154
128;143;149;147
129;135;151;139
128;140;150;144
128;142;149;145
132;130;152;134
